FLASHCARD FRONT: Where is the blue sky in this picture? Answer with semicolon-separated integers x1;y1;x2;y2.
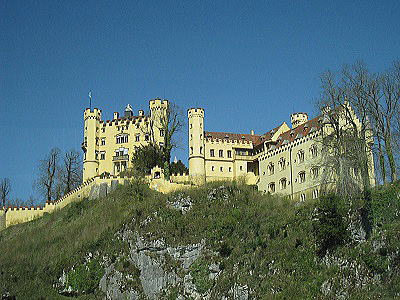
1;0;399;202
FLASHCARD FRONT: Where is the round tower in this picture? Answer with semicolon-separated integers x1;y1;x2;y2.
290;112;308;129
82;108;101;182
188;108;205;184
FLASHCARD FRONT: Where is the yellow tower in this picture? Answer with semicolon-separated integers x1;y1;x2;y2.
149;98;169;145
82;108;101;182
188;108;205;184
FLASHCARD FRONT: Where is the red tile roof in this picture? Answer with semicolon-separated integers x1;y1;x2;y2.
272;116;322;150
204;117;322;150
204;131;262;145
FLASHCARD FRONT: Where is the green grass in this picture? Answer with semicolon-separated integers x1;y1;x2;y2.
0;180;399;299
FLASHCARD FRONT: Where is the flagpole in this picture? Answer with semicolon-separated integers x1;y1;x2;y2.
89;90;92;110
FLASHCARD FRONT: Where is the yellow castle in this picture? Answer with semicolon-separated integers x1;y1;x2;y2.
188;105;375;201
82;99;168;181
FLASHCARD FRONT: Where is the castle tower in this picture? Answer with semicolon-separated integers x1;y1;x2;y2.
149;98;169;145
188;108;205;184
82;108;101;181
291;112;308;129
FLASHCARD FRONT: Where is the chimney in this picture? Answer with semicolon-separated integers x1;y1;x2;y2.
250;130;255;135
113;112;119;120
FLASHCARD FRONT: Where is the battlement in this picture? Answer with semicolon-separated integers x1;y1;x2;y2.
149;98;169;108
84;108;102;120
188;108;204;118
5;205;44;211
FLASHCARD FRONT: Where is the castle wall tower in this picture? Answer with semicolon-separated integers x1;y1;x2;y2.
82;108;102;182
149;98;169;145
291;112;308;129
188;108;205;184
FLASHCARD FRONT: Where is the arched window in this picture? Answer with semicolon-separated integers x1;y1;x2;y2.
310;145;318;158
268;163;275;175
268;182;276;193
219;150;223;157
311;167;319;179
278;157;286;171
297;150;305;163
279;178;287;190
298;171;306;183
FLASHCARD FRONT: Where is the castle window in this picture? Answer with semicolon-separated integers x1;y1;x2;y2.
102;128;105;133
311;167;319;179
268;163;275;175
135;134;140;142
190;124;192;129
96;137;99;145
297;150;305;163
101;138;106;146
200;146;203;154
279;178;287;190
210;149;215;157
145;134;149;141
190;134;192;141
278;157;286;171
190;147;193;155
300;193;306;201
299;171;306;183
211;166;214;171
95;151;99;160
219;150;223;157
100;152;105;160
227;150;232;158
159;129;165;137
310;145;318;158
116;134;128;144
268;182;275;193
220;167;223;172
240;165;243;171
312;189;319;199
229;167;232;172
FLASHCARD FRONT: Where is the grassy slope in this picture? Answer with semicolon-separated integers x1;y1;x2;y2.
0;180;399;299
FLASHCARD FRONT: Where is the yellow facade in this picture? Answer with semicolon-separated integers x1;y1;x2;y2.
82;99;168;182
188;106;375;201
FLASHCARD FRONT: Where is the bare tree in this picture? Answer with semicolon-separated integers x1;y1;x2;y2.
36;148;61;202
0;178;11;207
62;150;82;194
366;61;400;183
140;102;184;179
317;69;372;198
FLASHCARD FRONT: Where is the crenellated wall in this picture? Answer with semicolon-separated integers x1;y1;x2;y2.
1;170;191;230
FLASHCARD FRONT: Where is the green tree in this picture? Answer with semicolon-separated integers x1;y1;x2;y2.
130;144;165;176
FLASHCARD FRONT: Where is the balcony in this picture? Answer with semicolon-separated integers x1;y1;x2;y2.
113;154;129;161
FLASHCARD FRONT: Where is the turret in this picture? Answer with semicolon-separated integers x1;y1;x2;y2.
82;108;102;181
291;112;308;129
188;108;205;184
149;98;169;145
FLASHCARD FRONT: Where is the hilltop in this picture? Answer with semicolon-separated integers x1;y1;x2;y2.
0;180;399;299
